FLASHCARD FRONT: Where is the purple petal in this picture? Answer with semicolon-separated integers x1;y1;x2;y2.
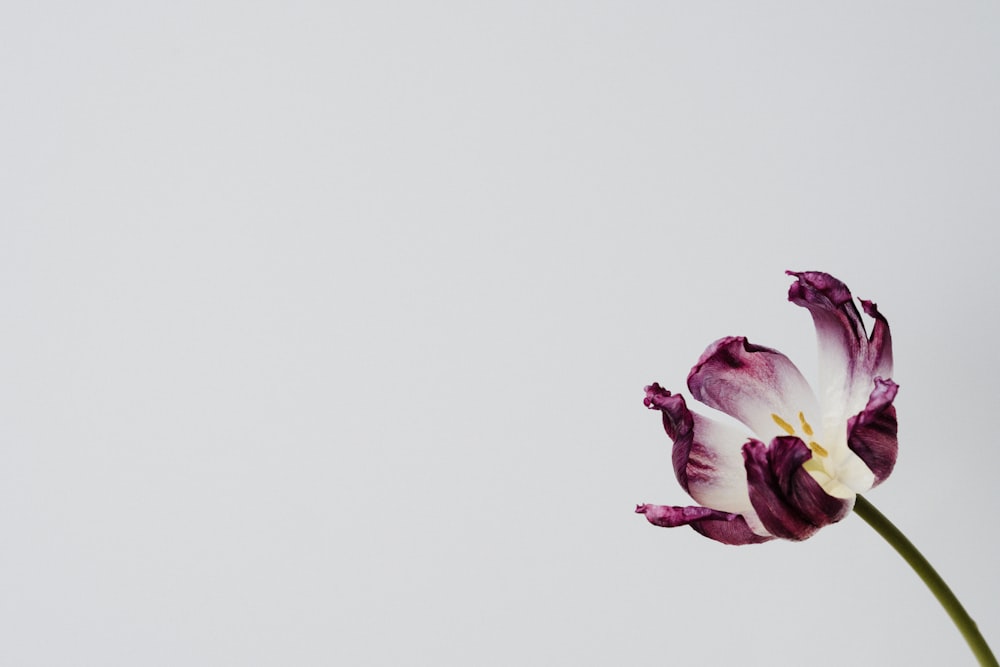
860;298;891;370
635;504;773;545
644;383;697;493
847;377;899;487
645;383;761;518
787;271;893;424
743;437;852;541
686;336;819;440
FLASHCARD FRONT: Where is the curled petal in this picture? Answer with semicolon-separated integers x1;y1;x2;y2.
635;504;773;545
645;383;763;524
847;378;899;487
644;383;697;492
787;271;893;429
743;437;852;541
686;336;820;441
860;299;891;374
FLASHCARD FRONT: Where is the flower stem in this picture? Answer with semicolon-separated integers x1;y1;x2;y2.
853;495;997;666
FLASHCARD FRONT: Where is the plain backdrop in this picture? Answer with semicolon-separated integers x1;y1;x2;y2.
2;2;999;665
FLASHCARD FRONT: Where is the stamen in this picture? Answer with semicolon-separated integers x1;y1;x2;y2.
809;441;829;457
798;412;814;436
771;413;796;435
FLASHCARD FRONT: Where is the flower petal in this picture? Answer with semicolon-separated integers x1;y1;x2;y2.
686;336;820;441
786;271;893;432
847;377;899;487
644;383;763;525
743;437;853;541
635;504;773;545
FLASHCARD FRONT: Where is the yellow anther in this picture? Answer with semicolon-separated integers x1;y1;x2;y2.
809;441;829;457
798;412;814;437
771;413;796;436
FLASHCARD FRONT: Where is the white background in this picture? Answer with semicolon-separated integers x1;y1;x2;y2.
2;2;999;665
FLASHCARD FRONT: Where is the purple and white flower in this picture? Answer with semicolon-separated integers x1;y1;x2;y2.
636;271;899;545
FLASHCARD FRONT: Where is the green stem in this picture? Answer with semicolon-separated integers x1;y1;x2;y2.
854;495;997;666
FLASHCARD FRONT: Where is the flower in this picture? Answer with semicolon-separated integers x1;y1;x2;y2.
636;271;899;544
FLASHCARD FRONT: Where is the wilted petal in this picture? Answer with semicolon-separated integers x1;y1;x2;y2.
686;336;820;441
860;298;892;374
743;437;853;541
644;383;763;524
847;377;899;487
635;504;773;545
787;271;893;432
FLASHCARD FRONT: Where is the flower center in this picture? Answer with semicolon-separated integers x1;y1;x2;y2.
770;411;857;499
770;412;828;458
